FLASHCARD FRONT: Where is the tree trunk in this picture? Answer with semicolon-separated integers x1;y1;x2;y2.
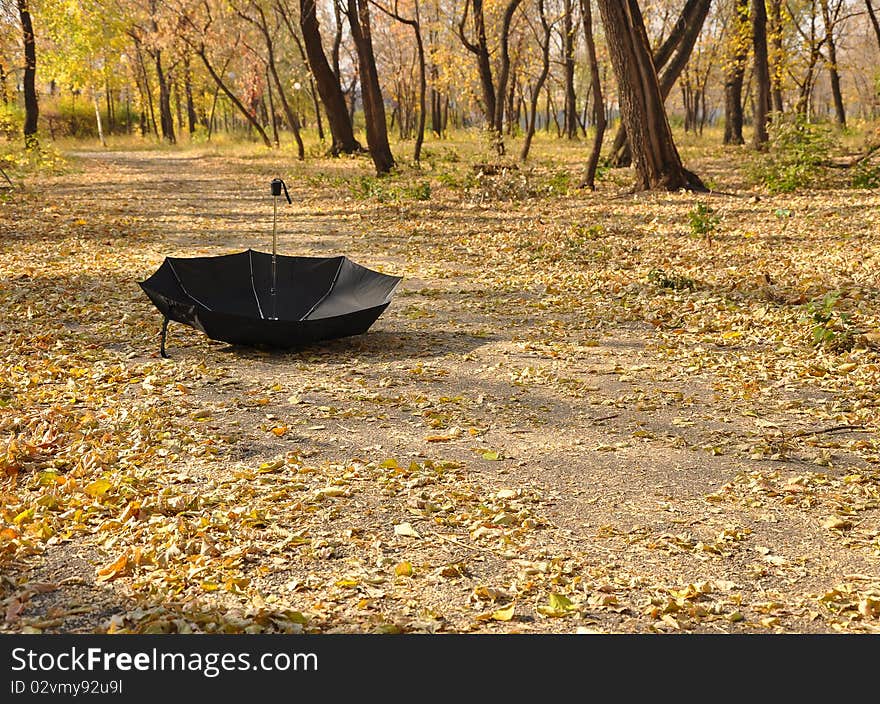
867;0;880;52
724;0;749;145
752;0;771;148
370;1;427;162
821;1;845;127
769;0;785;113
92;89;106;146
294;0;362;154
184;55;198;134
595;0;704;191
105;80;114;133
608;0;710;166
580;0;606;189
266;67;280;146
133;41;159;138
196;47;273;147
0;63;8;104
459;0;496;129
491;0;522;150
18;0;38;146
520;0;551;161
411;15;426;161
155;51;176;144
348;0;395;173
825;34;845;126
563;0;578;139
309;79;325;141
248;4;305;158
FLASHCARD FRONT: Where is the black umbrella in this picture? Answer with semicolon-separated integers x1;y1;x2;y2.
139;179;401;357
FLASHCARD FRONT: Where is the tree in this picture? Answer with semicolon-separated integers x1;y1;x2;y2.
752;0;771;148
595;0;705;191
458;0;522;152
607;0;711;167
18;0;38;146
347;0;395;173
723;0;750;145
234;0;305;158
180;3;274;148
580;0;605;189
371;0;427;162
819;0;846;126
289;0;362;154
520;0;553;161
562;0;577;139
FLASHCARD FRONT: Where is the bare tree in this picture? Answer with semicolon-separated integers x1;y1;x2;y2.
752;0;771;147
820;0;846;126
286;0;362;154
520;0;553;161
562;0;578;139
724;0;750;145
595;0;705;191
347;0;395;173
580;0;606;189
235;0;305;158
371;0;427;162
608;0;711;167
17;0;38;145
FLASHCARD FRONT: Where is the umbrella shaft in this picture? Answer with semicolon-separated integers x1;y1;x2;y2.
271;196;278;319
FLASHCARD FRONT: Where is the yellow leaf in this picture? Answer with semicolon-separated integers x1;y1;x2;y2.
13;509;34;525
84;479;113;498
482;450;501;461
335;578;359;588
490;602;516;621
201;582;219;592
96;553;128;582
822;516;852;531
394;522;421;538
258;459;285;473
395;561;413;577
549;593;576;612
270;426;288;437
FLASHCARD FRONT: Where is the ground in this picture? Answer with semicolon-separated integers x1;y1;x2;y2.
1;136;879;634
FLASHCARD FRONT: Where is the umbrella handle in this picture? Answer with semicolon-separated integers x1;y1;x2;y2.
271;178;292;204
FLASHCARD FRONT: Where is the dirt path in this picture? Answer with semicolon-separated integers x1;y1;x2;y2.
2;149;878;633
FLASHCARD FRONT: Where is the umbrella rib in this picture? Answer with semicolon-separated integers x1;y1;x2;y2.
248;250;266;320
167;261;213;311
302;258;344;321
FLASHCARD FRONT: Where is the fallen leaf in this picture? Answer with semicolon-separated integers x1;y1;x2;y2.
95;553;129;582
394;522;421;539
490;602;516;621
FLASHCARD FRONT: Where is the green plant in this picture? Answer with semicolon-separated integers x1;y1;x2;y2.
807;291;856;351
746;116;837;193
406;180;431;201
648;268;695;292
351;175;431;202
544;170;572;196
851;160;880;189
687;202;719;242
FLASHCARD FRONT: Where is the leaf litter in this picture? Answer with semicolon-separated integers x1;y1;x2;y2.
0;148;878;634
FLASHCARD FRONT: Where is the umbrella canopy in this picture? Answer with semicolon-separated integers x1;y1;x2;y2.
139;249;401;355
